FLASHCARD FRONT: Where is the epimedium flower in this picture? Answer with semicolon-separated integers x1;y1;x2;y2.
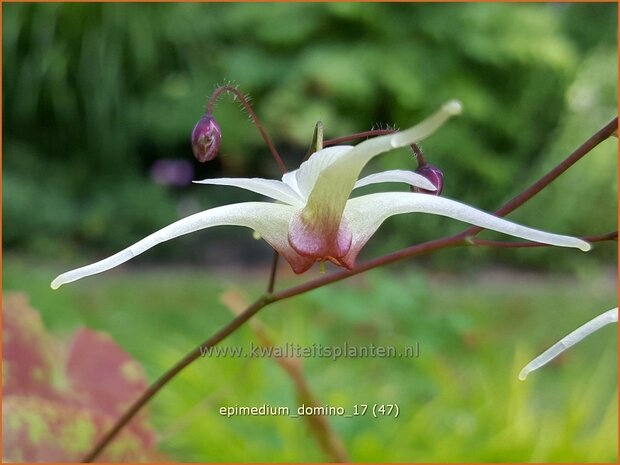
51;100;591;290
519;307;618;380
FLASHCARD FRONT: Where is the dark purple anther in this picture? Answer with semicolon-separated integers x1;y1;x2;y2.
191;114;222;162
411;164;444;195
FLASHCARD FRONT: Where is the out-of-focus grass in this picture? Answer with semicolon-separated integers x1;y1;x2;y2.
4;256;617;462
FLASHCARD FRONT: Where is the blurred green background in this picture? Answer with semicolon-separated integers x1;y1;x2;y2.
3;3;618;462
3;2;617;269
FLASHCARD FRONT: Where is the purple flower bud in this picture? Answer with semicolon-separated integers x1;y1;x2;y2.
191;114;222;162
411;164;444;195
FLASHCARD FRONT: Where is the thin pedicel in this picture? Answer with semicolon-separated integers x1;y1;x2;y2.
205;84;288;173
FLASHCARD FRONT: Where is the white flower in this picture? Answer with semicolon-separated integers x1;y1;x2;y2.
519;307;618;380
51;101;590;290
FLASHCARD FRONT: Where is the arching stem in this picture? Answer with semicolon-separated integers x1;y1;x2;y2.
207;85;288;174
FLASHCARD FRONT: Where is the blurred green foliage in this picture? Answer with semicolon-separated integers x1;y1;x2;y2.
5;259;617;461
3;3;617;269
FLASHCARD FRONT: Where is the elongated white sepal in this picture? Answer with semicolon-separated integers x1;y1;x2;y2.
51;202;296;289
193;178;304;206
343;192;591;255
354;170;436;191
518;307;618;380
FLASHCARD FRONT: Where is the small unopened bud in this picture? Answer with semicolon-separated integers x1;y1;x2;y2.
191;114;222;162
411;164;444;195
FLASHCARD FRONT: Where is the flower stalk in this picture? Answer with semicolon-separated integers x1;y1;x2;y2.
206;84;288;173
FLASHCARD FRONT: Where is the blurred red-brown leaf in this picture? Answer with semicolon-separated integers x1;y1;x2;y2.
2;292;162;462
3;293;61;399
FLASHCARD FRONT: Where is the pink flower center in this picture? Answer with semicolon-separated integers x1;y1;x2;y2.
287;210;352;267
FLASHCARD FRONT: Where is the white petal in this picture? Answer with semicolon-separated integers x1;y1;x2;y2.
342;192;591;263
281;170;303;197
51;202;296;289
193;177;304;206
354;169;436;191
519;308;618;380
293;145;354;198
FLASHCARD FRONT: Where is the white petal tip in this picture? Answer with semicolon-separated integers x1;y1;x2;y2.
579;242;591;252
50;280;62;290
443;100;463;115
518;370;529;381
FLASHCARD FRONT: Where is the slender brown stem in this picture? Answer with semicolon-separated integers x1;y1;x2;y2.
82;116;618;462
82;295;273;462
463;117;618;237
207;85;288;174
266;251;280;294
410;143;427;167
275;234;467;301
321;128;425;165
323;128;395;146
